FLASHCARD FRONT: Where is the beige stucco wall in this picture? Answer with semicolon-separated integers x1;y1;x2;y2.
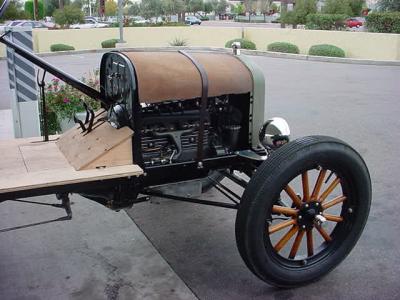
1;26;399;61
33;27;242;53
245;28;400;61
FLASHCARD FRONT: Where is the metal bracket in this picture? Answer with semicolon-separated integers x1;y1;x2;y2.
37;69;48;141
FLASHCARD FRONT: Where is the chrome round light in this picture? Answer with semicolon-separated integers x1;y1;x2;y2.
259;117;290;149
108;103;130;129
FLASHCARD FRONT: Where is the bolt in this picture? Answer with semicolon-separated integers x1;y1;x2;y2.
319;212;322;215
197;162;203;169
305;204;309;208
302;225;306;229
348;208;353;214
298;215;302;220
315;202;319;206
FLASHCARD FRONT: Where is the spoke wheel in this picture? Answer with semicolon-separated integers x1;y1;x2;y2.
269;169;345;261
235;136;371;287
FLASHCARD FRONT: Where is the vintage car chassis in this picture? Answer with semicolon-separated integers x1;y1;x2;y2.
0;0;371;288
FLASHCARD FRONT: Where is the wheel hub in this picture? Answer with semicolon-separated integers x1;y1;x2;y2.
297;201;323;230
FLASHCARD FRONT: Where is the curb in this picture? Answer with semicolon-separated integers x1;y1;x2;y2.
241;49;400;66
1;46;399;66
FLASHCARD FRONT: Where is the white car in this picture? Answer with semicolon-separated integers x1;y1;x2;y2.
70;19;108;29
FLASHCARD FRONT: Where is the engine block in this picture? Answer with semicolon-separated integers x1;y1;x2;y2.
140;97;245;166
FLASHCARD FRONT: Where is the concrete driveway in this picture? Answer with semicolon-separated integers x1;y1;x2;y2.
1;53;400;299
127;56;400;299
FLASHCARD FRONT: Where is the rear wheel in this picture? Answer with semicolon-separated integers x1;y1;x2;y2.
235;136;371;287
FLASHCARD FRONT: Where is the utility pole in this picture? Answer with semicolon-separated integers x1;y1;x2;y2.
118;0;125;43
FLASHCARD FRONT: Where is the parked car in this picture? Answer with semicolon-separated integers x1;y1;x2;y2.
346;17;363;28
185;16;201;25
70;18;108;29
5;20;49;29
132;16;150;24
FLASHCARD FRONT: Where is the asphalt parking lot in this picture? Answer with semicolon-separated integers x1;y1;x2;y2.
1;53;400;299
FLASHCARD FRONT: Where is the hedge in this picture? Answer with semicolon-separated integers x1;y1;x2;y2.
306;14;347;30
309;44;345;58
225;38;256;50
50;44;75;52
101;39;119;48
366;12;400;34
267;42;299;54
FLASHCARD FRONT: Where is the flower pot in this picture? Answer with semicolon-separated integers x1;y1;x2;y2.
59;112;87;133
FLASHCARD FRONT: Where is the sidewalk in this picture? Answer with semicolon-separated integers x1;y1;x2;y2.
0;109;13;140
0;195;197;300
0;110;197;299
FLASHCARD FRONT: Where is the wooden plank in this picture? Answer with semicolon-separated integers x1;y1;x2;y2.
0;139;27;176
83;138;133;170
19;142;71;172
0;164;143;194
57;118;133;170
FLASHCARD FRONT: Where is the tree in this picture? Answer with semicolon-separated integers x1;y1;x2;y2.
323;0;365;16
140;0;162;19
105;0;117;16
162;0;185;19
377;0;400;11
25;0;45;20
234;3;245;15
128;1;140;15
215;0;227;15
0;0;29;21
323;0;352;15
281;0;317;27
53;4;84;27
349;0;365;16
45;0;59;16
203;1;212;14
260;0;271;21
188;0;203;14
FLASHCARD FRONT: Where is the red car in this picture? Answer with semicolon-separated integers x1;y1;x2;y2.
346;18;363;28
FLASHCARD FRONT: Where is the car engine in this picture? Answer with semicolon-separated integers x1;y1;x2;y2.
140;95;249;167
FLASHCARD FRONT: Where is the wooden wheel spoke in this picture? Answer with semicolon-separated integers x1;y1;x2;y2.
289;229;305;259
323;213;343;222
316;226;332;242
306;229;314;256
284;185;302;208
311;169;327;200
302;171;310;202
322;195;346;210
319;177;341;202
274;226;298;252
272;205;298;217
269;219;296;234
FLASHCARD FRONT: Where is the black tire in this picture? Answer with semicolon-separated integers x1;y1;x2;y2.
235;136;371;287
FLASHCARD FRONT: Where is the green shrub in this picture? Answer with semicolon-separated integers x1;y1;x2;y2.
53;5;84;28
366;12;400;34
267;42;300;54
169;37;188;46
306;14;347;30
50;44;75;52
225;38;256;50
101;39;119;48
309;44;345;57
